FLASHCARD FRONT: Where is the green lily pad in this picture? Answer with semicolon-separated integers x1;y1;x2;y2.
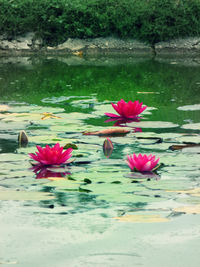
177;104;200;111
181;146;200;153
43;178;81;191
0;189;55;201
63;143;78;150
129;121;179;128
28;135;63;144
181;123;200;130
114;214;169;223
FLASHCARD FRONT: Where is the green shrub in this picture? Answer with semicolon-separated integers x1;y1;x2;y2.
0;0;200;45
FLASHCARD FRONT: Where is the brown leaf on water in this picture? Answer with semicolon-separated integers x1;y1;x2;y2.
169;144;200;151
83;128;130;136
41;112;62;120
174;205;200;214
113;214;169;223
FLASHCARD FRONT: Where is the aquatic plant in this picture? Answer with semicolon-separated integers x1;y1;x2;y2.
126;153;159;172
105;99;147;119
29;143;73;166
103;137;114;158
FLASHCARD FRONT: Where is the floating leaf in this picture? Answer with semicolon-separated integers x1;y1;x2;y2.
167;187;200;197
129;121;179;129
0;190;55;201
177;104;200;111
43;178;81;191
174;205;200;214
83;178;92;184
0;104;9;112
1;112;41;122
136;136;163;144
181;123;200;130
113;214;169;223
83;128;130;136
182;147;200;153
41;112;62;120
125;172;160;180
63;143;78;150
177;135;200;144
169;144;200;151
78;187;92;193
28;134;62;143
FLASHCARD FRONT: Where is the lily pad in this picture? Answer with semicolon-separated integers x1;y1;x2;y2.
124;172;160;180
181;123;200;130
182;146;200;153
129;121;179;128
9;105;65;114
113;214;169;223
0;104;9;112
173;205;200;214
63;143;78;150
28;135;63;144
0;190;55;201
177;104;200;111
43;178;81;191
177;135;200;144
166;187;200;197
168;144;200;151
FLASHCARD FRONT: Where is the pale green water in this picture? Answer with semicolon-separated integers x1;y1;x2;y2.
0;55;200;267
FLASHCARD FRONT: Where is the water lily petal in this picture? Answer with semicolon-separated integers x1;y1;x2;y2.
29;143;73;166
126;153;159;172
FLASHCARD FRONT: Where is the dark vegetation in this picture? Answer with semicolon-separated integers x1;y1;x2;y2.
0;0;200;45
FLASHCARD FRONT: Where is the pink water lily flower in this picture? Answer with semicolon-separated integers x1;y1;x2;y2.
29;143;73;166
105;99;147;119
126;153;160;172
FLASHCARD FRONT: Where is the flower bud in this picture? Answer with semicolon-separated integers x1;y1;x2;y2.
103;138;114;158
18;130;28;147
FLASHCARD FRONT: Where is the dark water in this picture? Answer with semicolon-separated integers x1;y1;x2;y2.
0;55;200;267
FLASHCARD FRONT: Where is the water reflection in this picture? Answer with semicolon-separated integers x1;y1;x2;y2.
125;172;161;181
105;117;142;132
0;138;18;153
32;165;71;179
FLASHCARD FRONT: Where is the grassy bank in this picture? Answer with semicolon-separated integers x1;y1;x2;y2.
0;0;200;45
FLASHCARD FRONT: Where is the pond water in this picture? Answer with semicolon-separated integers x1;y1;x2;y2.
0;55;200;267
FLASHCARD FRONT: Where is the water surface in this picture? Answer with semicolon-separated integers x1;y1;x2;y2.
0;55;200;267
